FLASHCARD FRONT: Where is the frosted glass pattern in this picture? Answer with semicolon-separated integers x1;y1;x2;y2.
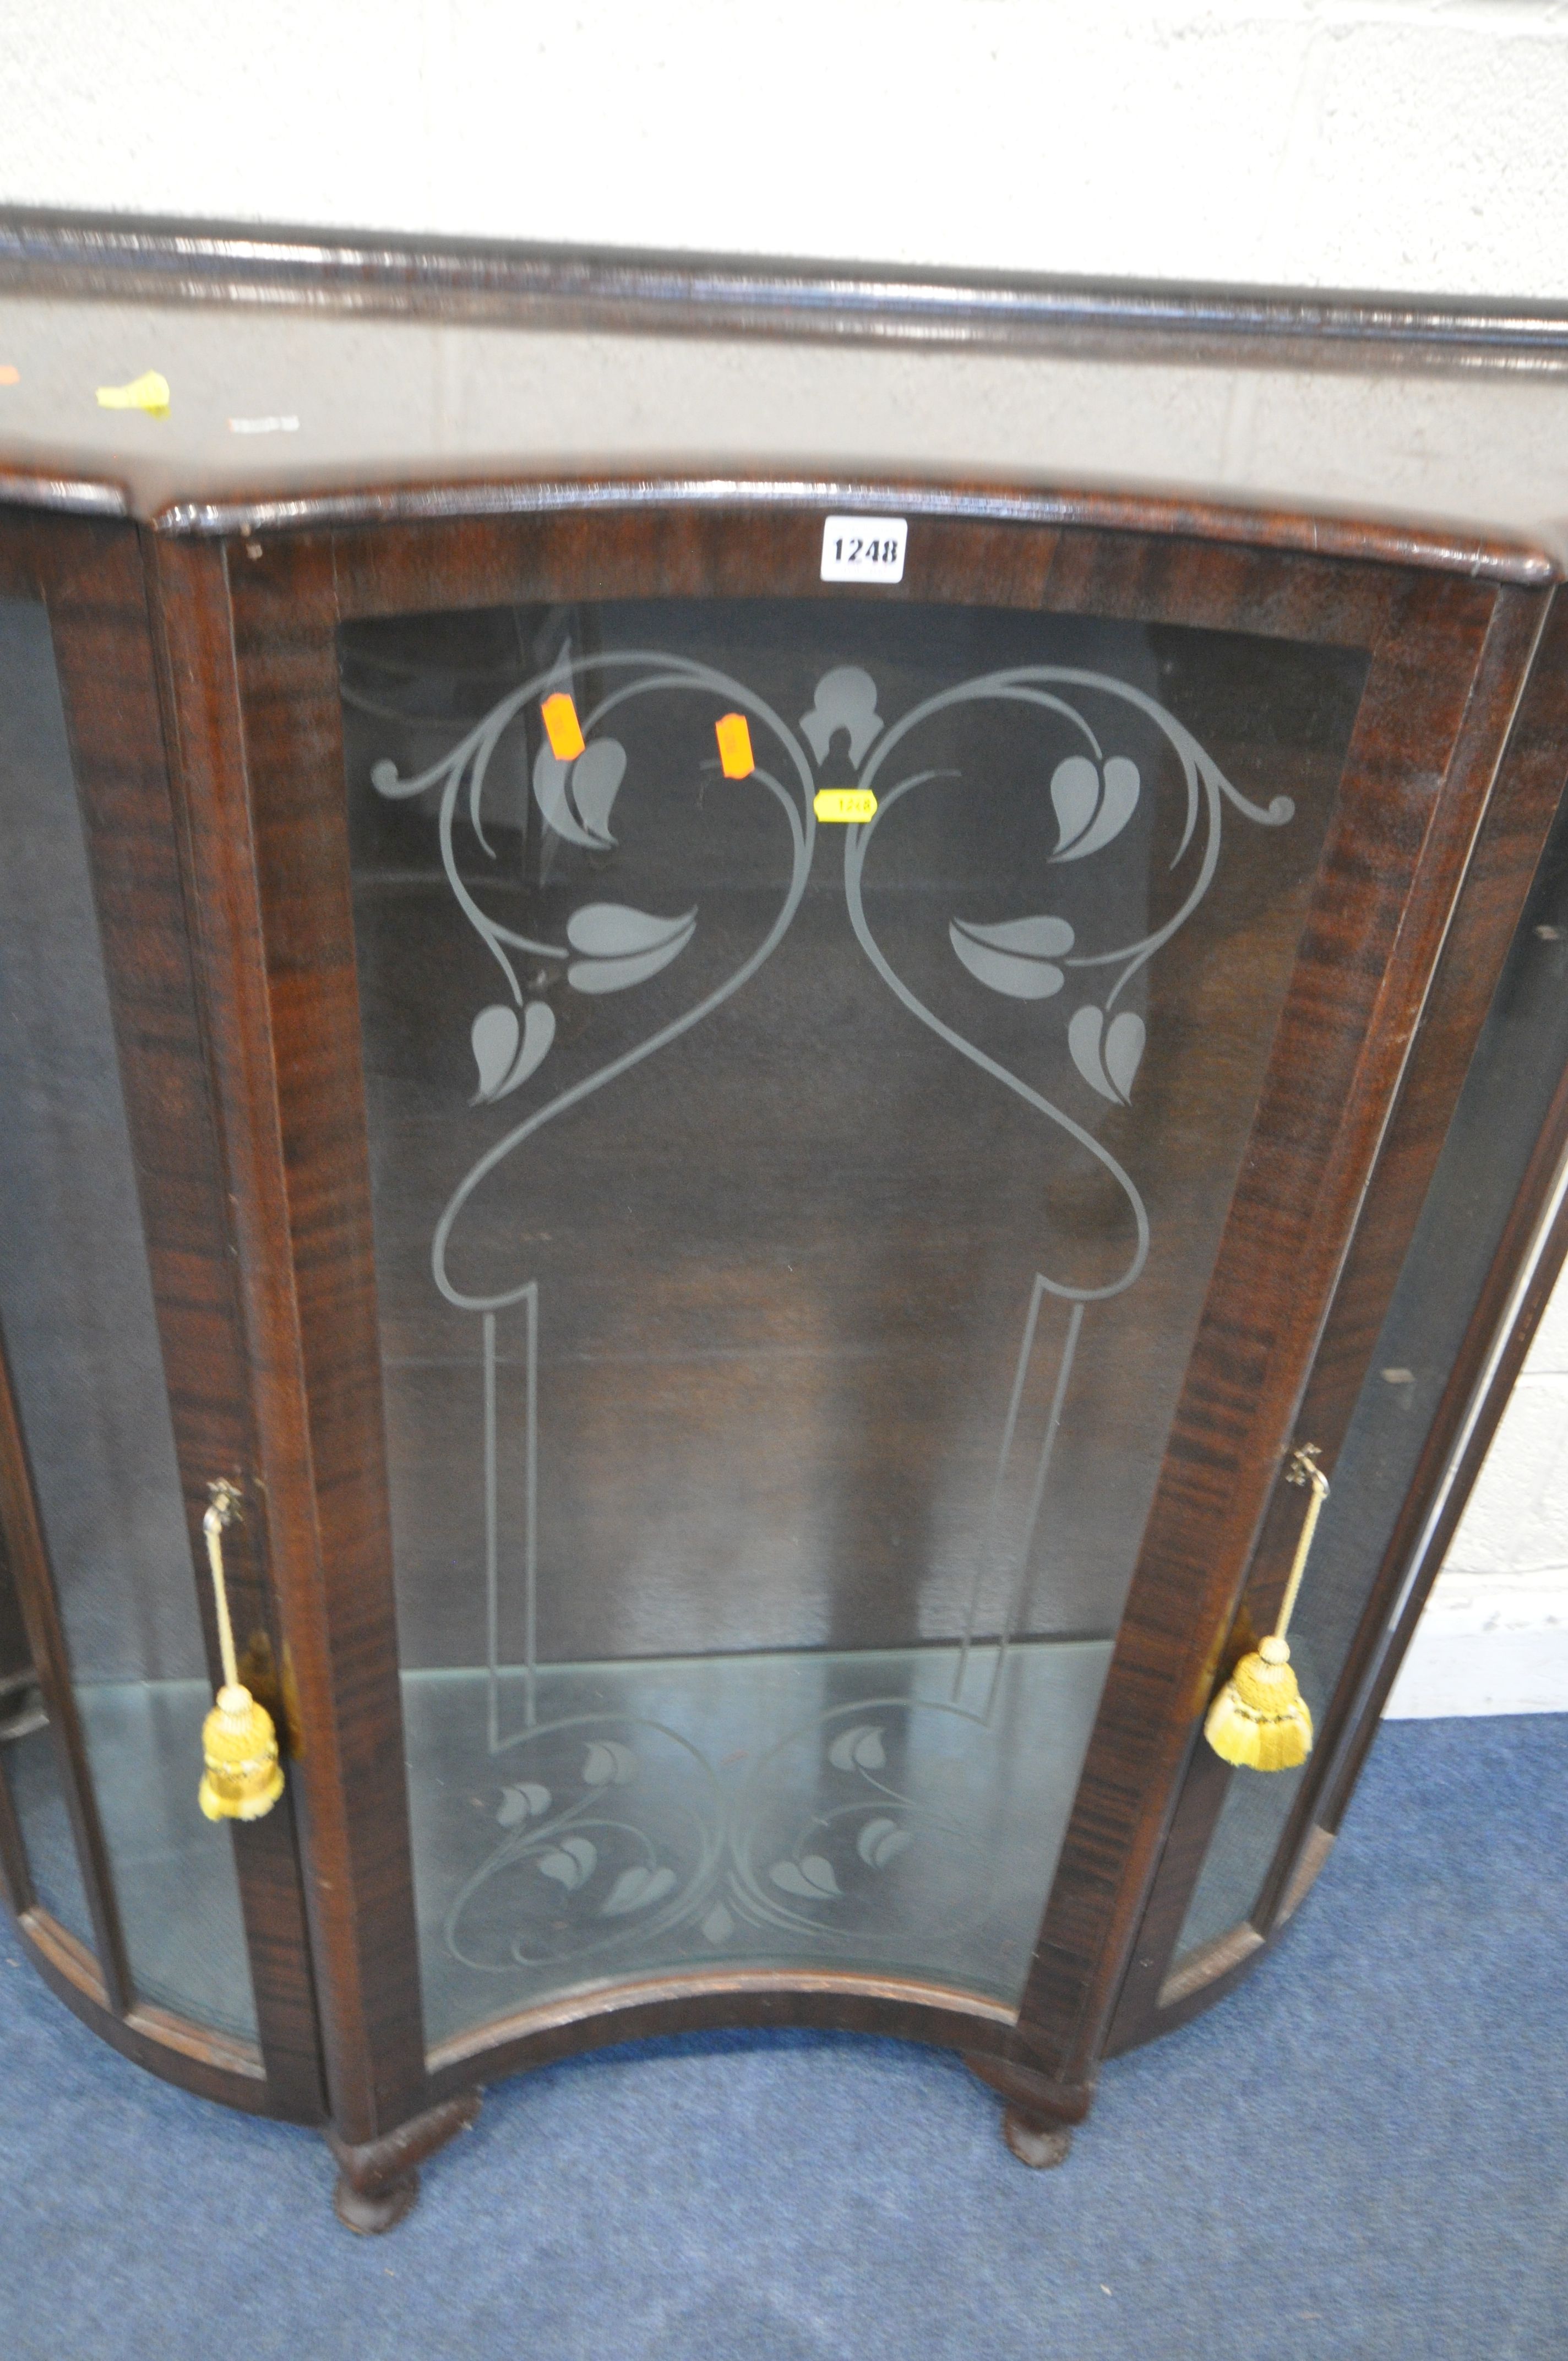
340;595;1363;2047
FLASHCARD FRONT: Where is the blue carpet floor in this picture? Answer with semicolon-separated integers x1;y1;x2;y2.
2;1713;1565;2361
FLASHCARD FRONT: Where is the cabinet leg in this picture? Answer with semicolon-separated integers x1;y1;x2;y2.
1002;2108;1073;2170
333;2172;422;2235
325;2090;482;2236
963;2051;1091;2171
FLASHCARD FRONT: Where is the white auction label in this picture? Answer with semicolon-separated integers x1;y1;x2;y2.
820;515;907;584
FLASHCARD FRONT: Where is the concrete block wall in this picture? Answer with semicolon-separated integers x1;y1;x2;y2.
3;0;1566;1713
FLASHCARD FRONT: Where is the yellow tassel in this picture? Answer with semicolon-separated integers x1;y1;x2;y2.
1204;1636;1314;1771
197;1480;284;1823
199;1684;286;1821
1205;1446;1327;1774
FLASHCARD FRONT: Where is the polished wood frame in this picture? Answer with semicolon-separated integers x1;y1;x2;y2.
6;205;1568;373
1;463;1564;2214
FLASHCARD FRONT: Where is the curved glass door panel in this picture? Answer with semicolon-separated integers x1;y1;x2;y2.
340;596;1364;2047
403;1645;1112;2045
0;597;257;2044
1173;768;1568;1971
0;1530;93;1943
3;1717;96;1954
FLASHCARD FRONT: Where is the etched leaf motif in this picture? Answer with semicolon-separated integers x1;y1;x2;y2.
582;1739;637;1787
1050;754;1100;855
503;1000;556;1096
569;739;627;842
801;665;883;765
1103;1010;1146;1101
955;916;1076;958
829;1724;887;1772
770;1855;842;1899
496;1781;551;1826
950;915;1074;1000
600;1864;677;1917
537;1836;597;1890
1069;1004;1144;1104
567;904;698;996
1069;1005;1111;1099
567;936;697;995
471;1004;519;1102
1050;754;1141;866
471;1001;557;1105
532;743;604;850
701;1903;736;1944
567;904;695;957
857;1816;914;1870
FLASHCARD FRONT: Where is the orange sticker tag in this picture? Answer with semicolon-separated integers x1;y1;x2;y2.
813;788;878;823
714;713;754;778
541;692;586;761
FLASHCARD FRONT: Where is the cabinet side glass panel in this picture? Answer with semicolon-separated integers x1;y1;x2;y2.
4;1719;97;1946
1174;770;1568;1968
0;597;258;2043
0;1519;96;1947
339;594;1364;2048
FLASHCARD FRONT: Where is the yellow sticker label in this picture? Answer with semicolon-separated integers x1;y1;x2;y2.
95;369;171;418
813;788;878;823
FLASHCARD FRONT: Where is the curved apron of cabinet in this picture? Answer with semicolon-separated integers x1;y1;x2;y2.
1;477;1565;2232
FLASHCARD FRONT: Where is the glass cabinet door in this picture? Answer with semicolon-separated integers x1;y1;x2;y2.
334;587;1365;2049
1155;681;1568;1997
0;523;319;2117
0;587;255;2039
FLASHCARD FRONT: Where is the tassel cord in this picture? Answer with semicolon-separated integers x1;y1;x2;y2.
203;1482;242;1693
1275;1450;1330;1642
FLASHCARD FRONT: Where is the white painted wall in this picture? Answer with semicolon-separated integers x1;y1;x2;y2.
4;2;1568;297
1387;1269;1568;1717
2;0;1566;1713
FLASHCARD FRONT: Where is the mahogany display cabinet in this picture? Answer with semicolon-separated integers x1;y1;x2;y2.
3;227;1568;2233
